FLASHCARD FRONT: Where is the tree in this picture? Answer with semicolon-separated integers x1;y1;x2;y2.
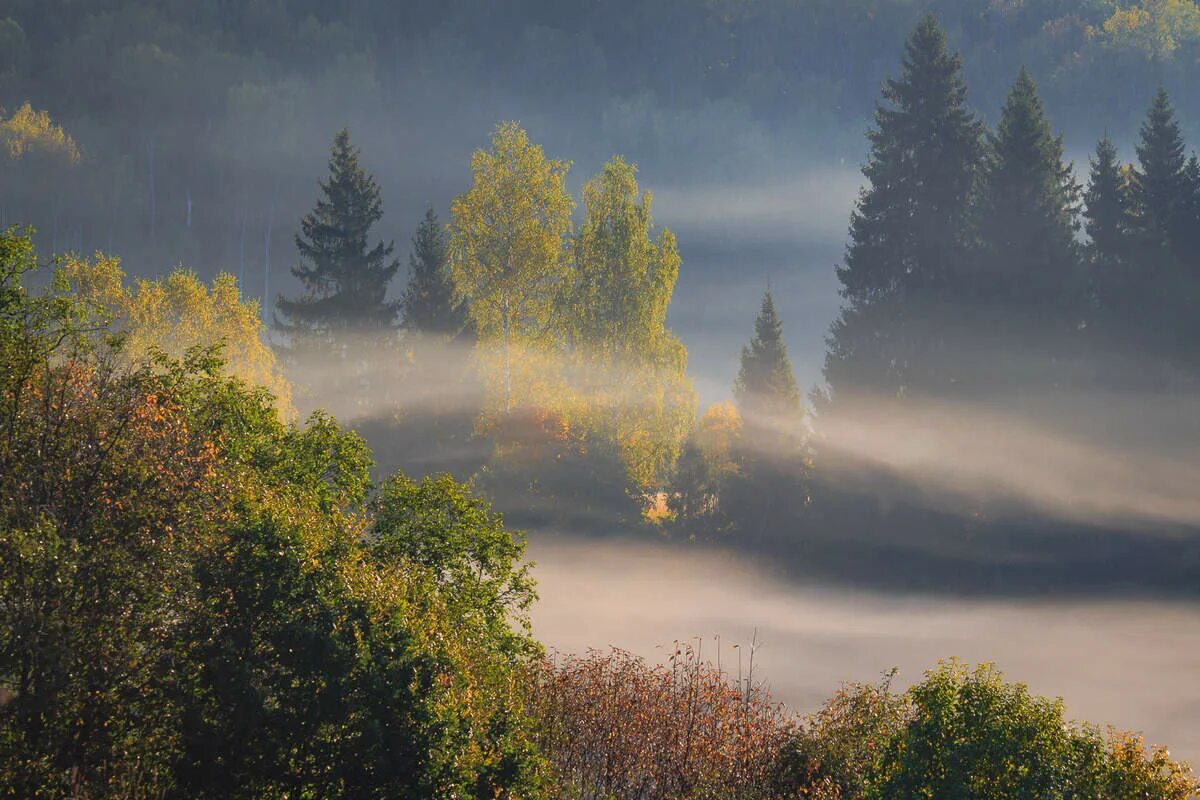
563;156;695;491
369;472;536;652
823;13;985;403
866;661;1198;800
667;402;743;538
59;253;294;418
1102;0;1200;59
400;207;467;339
735;289;802;418
976;67;1081;334
450;122;574;412
1130;89;1189;250
0;103;80;250
1126;89;1194;362
276;129;399;346
567;156;681;364
0;229;546;799
1084;137;1135;332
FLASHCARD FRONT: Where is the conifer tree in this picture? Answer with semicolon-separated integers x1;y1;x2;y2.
735;290;801;417
276;129;399;346
1084;137;1134;322
824;13;984;402
1130;89;1189;251
976;68;1080;324
400;207;467;339
1127;90;1194;362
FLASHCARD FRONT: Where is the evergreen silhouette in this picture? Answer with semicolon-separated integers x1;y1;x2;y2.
1084;137;1134;328
824;12;984;401
1126;90;1195;362
976;68;1080;326
1130;89;1189;251
276;129;399;345
734;290;801;416
400;207;467;338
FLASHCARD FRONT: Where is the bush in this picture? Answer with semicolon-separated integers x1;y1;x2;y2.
528;643;797;800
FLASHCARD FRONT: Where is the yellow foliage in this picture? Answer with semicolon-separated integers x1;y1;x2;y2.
59;254;295;419
0;102;81;165
450;122;574;348
696;401;742;468
1103;0;1200;57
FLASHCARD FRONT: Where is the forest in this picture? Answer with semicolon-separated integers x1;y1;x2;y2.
4;2;1200;798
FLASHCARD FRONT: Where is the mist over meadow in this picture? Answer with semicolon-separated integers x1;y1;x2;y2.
4;2;1200;798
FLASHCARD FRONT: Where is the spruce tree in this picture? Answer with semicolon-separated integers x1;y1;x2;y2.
1084;137;1133;324
976;68;1080;324
1127;90;1194;364
400;207;466;338
1130;89;1189;250
276;129;399;346
824;13;984;402
735;290;801;416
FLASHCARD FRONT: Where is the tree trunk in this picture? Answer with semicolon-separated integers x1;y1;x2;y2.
503;294;512;411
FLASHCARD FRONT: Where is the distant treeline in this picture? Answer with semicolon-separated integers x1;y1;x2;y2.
5;0;1200;277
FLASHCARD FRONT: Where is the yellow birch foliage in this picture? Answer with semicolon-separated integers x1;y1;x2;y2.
1103;0;1200;58
59;253;294;418
0;102;80;165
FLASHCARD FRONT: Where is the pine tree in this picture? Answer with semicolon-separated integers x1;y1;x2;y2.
400;207;466;338
824;13;984;402
976;68;1080;324
735;290;801;417
276;129;399;346
1084;137;1134;324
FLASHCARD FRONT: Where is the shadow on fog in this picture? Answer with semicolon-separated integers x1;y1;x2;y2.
288;336;1200;603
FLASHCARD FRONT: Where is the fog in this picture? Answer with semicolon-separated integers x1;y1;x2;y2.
528;534;1200;764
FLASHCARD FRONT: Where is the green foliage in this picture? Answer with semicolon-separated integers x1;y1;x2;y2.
977;68;1081;326
277;128;400;343
735;290;801;417
866;660;1198;800
567;156;681;365
370;472;537;650
784;671;908;800
825;12;985;402
450;121;574;411
1130;88;1190;247
0;229;544;799
562;156;695;492
401;207;469;339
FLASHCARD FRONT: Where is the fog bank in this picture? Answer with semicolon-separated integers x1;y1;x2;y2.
528;535;1200;765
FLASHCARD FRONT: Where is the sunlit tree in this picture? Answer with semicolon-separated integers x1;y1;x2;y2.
59;253;294;418
450;122;574;411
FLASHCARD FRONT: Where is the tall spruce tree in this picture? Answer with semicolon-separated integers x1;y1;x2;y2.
1130;89;1189;251
976;68;1080;327
1126;90;1195;363
400;207;467;338
824;13;984;402
276;129;399;346
1084;137;1134;327
735;290;801;416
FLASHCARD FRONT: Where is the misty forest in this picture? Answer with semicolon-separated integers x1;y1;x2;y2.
5;2;1200;798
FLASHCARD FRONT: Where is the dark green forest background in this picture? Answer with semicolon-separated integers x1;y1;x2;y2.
3;0;1200;287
